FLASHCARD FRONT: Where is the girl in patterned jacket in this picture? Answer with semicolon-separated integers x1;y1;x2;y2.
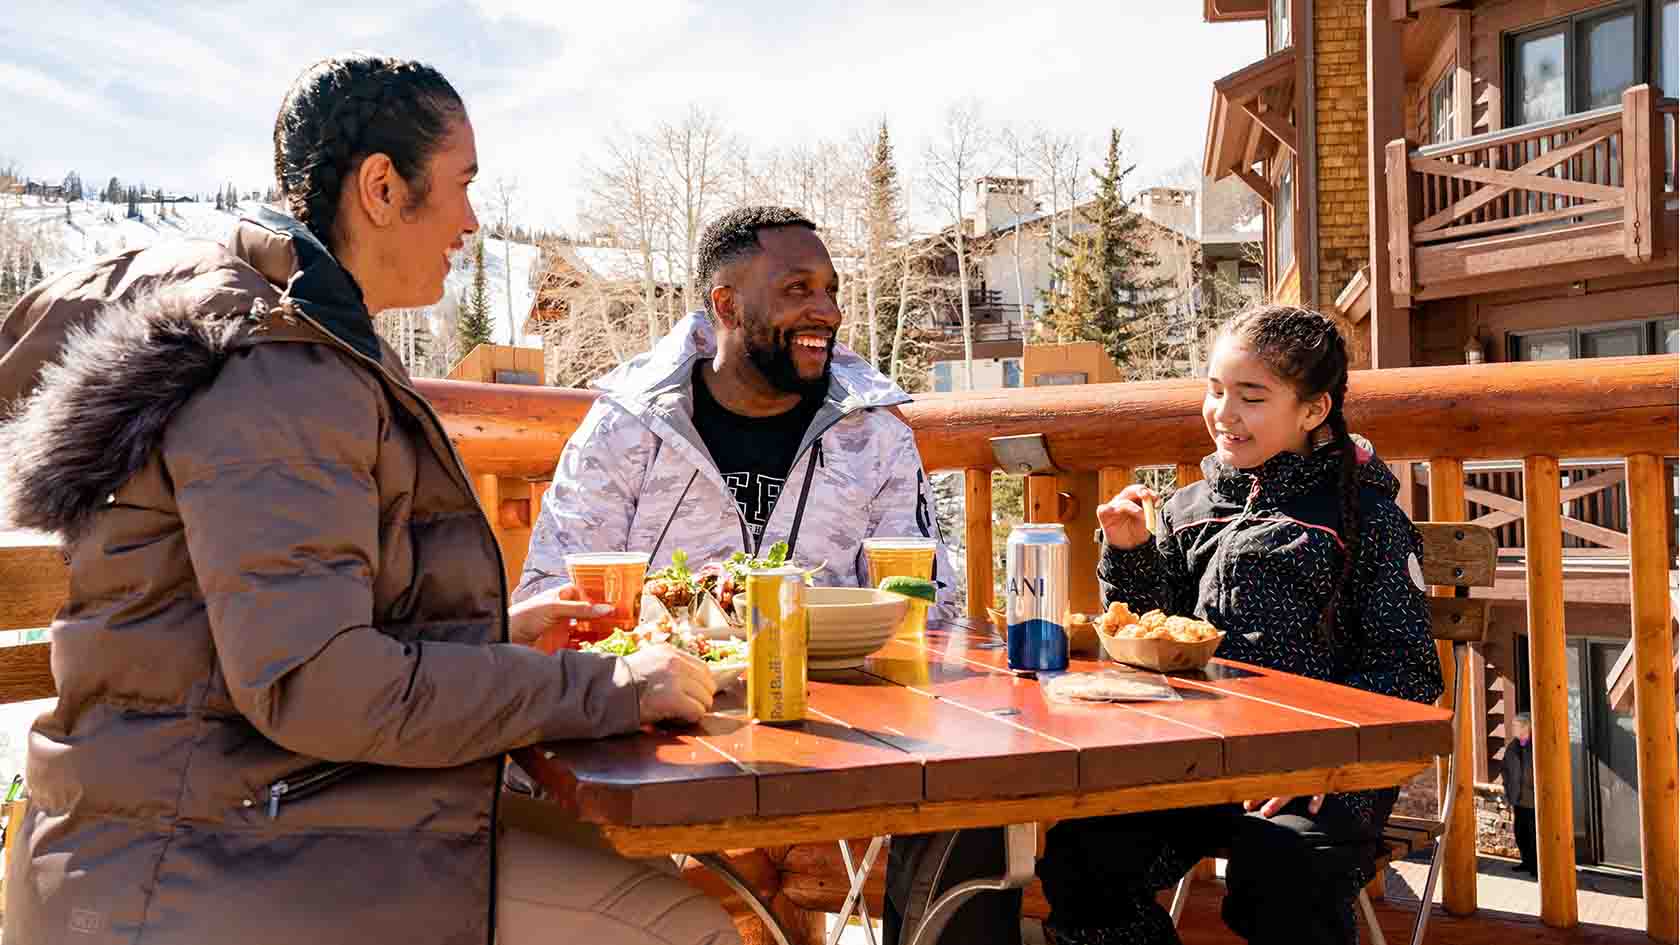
1034;305;1445;945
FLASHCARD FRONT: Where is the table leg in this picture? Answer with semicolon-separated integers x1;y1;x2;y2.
904;823;1037;945
828;837;886;945
693;853;794;945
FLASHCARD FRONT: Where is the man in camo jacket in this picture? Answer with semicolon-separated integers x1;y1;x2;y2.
515;206;956;620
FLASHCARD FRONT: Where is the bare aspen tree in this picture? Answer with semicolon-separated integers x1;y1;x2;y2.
655;106;737;312
1031;127;1082;325
590;134;665;345
999;125;1040;337
489;176;522;343
923;100;991;390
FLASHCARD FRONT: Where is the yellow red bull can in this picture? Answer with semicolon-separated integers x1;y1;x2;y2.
746;565;808;723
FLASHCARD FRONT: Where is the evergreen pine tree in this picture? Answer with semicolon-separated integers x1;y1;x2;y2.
28;258;44;290
1044;128;1171;371
456;239;495;354
105;177;121;203
865;119;903;377
216;188;225;211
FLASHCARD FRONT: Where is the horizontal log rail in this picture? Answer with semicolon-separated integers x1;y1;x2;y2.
1387;85;1674;301
417;355;1677;479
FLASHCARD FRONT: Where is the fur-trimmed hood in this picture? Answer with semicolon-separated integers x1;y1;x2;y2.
0;288;259;539
0;208;375;541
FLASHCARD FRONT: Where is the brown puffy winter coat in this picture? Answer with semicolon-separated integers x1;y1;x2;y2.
0;209;640;944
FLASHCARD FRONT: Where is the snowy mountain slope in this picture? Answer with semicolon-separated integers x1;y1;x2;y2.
7;196;540;348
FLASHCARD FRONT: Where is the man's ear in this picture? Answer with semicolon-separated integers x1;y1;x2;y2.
354;153;399;227
710;283;738;327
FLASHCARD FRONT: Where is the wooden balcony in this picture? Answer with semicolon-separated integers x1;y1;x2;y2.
2;357;1674;942
1386;86;1678;303
412;353;1677;943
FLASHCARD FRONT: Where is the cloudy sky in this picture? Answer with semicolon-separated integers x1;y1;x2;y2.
3;1;1262;231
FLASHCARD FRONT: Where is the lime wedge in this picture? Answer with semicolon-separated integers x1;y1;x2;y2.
877;576;937;603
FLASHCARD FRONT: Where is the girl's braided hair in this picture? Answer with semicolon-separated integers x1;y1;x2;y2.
272;56;464;252
1218;304;1357;649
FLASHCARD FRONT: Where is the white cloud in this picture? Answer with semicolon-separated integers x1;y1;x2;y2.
2;2;1262;231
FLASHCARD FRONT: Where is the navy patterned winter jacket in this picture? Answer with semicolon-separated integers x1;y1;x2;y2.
1099;437;1445;708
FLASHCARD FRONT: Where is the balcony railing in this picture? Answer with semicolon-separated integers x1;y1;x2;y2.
416;354;1678;940
1405;458;1680;563
1387;85;1675;302
931;319;1026;343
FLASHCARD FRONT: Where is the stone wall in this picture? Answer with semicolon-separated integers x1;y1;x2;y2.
1392;769;1519;858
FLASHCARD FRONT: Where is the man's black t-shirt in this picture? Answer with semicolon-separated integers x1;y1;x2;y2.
689;366;823;550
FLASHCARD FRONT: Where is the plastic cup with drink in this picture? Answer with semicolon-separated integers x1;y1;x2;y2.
862;537;937;637
551;551;650;652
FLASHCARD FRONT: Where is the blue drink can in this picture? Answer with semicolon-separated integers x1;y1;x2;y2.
1005;523;1070;672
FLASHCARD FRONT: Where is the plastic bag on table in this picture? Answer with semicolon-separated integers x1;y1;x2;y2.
1042;668;1182;704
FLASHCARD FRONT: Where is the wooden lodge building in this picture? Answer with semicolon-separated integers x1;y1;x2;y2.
1195;0;1678;933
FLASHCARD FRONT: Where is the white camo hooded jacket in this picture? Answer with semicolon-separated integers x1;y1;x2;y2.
516;312;958;618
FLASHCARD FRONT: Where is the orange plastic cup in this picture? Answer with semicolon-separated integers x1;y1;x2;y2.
562;552;650;648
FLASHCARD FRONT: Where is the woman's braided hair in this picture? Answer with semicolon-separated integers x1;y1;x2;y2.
1218;304;1357;649
272;56;464;251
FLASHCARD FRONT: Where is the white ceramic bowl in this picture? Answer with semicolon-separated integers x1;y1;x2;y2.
805;586;909;670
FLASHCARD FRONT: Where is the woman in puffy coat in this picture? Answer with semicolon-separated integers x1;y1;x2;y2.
0;56;735;945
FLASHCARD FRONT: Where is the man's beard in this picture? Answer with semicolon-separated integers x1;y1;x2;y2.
744;306;832;399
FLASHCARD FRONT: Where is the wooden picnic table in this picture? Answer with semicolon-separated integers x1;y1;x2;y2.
515;619;1452;945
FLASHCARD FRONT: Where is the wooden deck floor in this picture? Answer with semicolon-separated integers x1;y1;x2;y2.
821;853;1651;945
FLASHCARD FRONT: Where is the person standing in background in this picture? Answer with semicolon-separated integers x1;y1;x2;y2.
1502;712;1537;876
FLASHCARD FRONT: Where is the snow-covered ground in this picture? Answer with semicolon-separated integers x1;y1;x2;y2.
7;195;541;350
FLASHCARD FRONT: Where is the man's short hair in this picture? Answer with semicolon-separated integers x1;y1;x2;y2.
1514;712;1532;726
694;206;817;314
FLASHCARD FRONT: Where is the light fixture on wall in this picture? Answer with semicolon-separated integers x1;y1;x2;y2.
1463;334;1485;365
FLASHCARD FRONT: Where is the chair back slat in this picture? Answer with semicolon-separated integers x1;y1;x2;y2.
1428;597;1491;643
0;544;68;633
0;543;66;704
1415;523;1497;588
0;643;54;703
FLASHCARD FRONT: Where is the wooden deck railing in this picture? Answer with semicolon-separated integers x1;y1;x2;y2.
418;353;1678;942
1386;85;1674;302
1407;458;1680;562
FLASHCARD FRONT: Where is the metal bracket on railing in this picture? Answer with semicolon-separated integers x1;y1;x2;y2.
990;434;1057;475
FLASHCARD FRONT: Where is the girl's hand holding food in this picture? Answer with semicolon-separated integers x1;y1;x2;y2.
1096;484;1160;551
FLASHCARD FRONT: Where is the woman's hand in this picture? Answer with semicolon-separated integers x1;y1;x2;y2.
1245;794;1325;818
508;585;614;650
624;645;714;725
1096;484;1160;550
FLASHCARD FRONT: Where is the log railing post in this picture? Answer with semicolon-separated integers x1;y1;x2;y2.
1522;455;1580;928
1174;463;1204;490
964;469;996;620
1386;138;1415;306
1623;85;1661;262
1625;453;1679;944
1026;474;1061;524
1429;457;1477;916
1099;466;1135;505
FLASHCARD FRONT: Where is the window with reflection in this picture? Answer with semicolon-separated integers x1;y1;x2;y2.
1270;0;1292;53
1430;68;1457;144
1272;156;1295;282
1506;2;1672;126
